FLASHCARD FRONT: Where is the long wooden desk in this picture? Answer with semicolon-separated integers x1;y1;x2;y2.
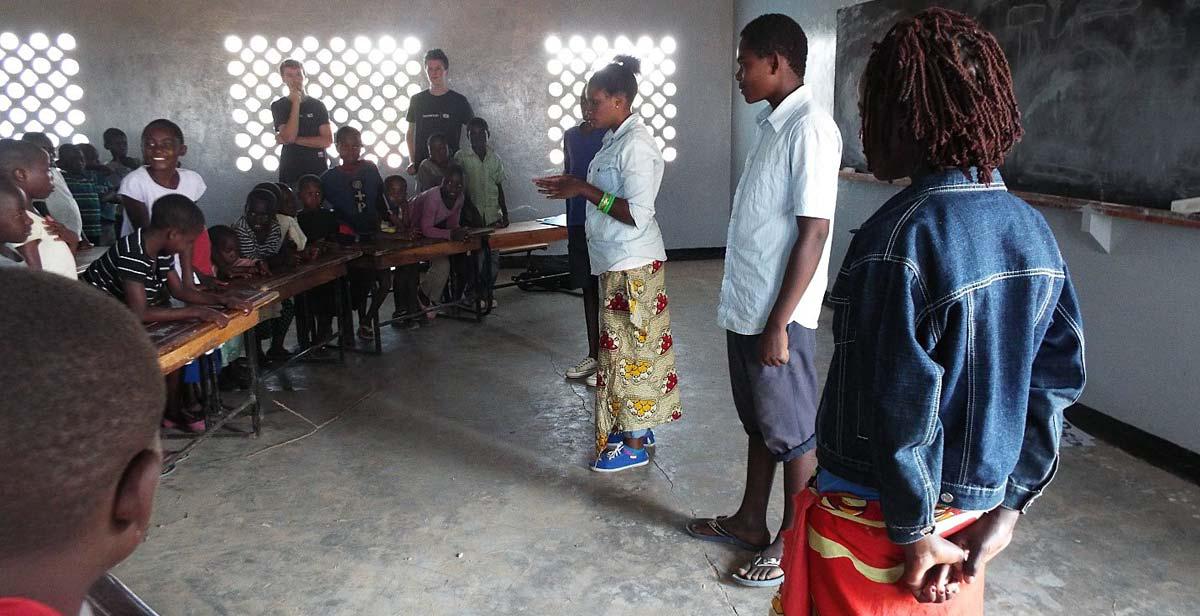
487;220;569;251
353;234;480;269
234;246;363;302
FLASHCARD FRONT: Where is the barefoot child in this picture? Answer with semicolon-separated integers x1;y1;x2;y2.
774;9;1085;614
535;56;682;472
454;116;509;302
0;269;165;616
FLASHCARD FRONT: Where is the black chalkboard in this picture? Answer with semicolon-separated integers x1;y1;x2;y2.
835;0;1200;208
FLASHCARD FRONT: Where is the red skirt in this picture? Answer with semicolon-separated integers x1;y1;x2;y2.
774;488;984;616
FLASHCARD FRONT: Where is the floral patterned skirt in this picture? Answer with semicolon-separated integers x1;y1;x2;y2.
595;260;682;453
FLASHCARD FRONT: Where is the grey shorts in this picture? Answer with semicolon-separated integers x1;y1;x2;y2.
727;322;820;462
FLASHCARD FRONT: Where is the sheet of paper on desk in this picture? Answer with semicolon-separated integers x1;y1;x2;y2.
536;214;568;227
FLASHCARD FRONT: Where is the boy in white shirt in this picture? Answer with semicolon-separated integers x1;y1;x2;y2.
686;14;842;588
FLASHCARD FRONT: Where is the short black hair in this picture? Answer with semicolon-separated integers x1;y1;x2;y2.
335;125;360;144
58;143;81;158
589;55;641;102
279;59;303;74
78;142;100;161
0;177;26;212
384;174;407;188
149;194;205;232
253;181;284;204
740;13;808;80
424;48;449;69
102;128;126;144
208;224;237;249
142;119;185;144
0;138;47;178
297;174;322;192
426;133;447;148
466;117;489;134
443;163;465;180
20;132;53;150
245;188;278;215
0;268;163;556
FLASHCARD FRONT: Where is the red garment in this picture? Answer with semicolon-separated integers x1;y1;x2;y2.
776;488;984;616
191;228;213;276
0;597;64;616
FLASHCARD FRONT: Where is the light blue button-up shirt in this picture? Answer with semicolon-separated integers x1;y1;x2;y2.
718;85;842;335
585;114;666;274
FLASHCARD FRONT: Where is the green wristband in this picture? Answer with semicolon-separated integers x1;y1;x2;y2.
598;192;615;214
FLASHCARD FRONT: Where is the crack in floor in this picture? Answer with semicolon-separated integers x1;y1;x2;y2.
704;551;742;616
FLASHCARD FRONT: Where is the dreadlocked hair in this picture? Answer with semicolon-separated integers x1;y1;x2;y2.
861;8;1022;183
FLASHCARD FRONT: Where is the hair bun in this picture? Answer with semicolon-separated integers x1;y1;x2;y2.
612;54;642;75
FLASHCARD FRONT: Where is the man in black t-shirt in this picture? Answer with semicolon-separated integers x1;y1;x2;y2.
405;48;474;175
271;59;333;185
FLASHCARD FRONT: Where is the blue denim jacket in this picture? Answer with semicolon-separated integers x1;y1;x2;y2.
817;169;1086;544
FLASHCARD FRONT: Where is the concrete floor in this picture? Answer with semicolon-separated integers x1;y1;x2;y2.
116;259;1200;615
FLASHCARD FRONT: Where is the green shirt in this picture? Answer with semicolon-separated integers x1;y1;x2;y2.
453;146;505;226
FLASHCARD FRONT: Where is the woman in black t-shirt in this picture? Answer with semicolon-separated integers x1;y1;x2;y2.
405;49;474;175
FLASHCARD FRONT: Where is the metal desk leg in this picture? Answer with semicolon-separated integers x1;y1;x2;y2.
373;301;382;354
336;275;351;360
245;327;262;437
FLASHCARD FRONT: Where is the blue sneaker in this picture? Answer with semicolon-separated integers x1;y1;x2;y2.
591;444;650;473
606;429;656;450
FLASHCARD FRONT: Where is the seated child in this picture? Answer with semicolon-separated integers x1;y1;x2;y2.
0;138;78;279
118;119;213;286
296;174;339;345
82;194;249;431
0;179;33;267
417;133;450;192
78;143;121;244
57;144;103;245
0;268;164;616
454;116;509;303
321;126;390;340
411;165;469;312
274;181;310;254
234;189;296;361
21;132;85;246
384;174;422;328
103;127;141;183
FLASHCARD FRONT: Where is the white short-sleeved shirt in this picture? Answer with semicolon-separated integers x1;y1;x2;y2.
43;167;83;237
9;210;77;280
118;167;207;235
718;85;842;334
584;114;666;274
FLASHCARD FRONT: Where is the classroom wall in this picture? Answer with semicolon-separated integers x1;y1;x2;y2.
2;0;733;248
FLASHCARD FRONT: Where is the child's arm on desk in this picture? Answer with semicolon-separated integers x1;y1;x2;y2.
16;240;43;271
123;278;230;326
166;270;254;315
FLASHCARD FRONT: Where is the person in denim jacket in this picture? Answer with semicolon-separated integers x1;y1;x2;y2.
774;9;1086;615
